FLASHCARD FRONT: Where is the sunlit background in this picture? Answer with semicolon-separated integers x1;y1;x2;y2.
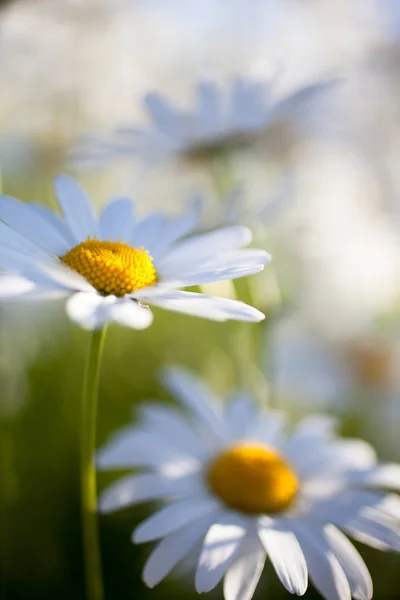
1;1;400;598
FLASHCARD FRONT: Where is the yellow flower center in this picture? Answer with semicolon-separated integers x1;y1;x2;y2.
61;238;157;296
207;443;298;515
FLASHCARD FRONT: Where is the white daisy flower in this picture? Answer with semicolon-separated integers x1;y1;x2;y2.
0;176;269;330
98;367;400;600
73;78;336;166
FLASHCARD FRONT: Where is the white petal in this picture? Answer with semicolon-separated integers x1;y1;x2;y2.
138;289;265;323
196;82;221;131
131;213;166;253
39;262;95;292
160;263;267;288
248;410;287;448
99;197;135;242
159;248;270;286
324;524;373;600
0;220;49;258
144;92;182;136
66;292;115;330
225;391;258;441
133;498;219;543
96;427;184;469
293;439;377;481
142;514;213;587
0;245;41;274
67;293;152;330
108;299;153;330
294;522;351;600
149;199;199;261
161;366;227;441
195;514;247;593
223;532;266;600
258;525;307;595
138;402;210;459
0;194;70;254
0;275;35;297
99;472;199;513
354;464;400;491
339;515;400;551
54;175;98;242
28;202;77;246
159;227;252;271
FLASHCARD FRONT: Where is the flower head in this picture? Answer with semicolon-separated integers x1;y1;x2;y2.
72;78;337;166
0;176;269;330
99;367;400;600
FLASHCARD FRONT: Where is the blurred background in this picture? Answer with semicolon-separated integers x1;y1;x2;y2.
1;1;400;598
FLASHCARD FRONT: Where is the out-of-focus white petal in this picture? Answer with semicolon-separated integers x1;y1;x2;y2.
0;194;70;255
133;498;219;543
258;525;307;595
324;524;373;600
294;522;351;600
0;275;35;297
223;532;266;600
159;227;252;272
142;514;213;588
161;366;227;441
99;197;135;242
136;289;265;323
54;175;98;242
195;514;247;593
99;472;202;514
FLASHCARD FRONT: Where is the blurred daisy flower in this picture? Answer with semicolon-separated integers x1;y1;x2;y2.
72;77;337;167
0;176;270;330
99;367;400;600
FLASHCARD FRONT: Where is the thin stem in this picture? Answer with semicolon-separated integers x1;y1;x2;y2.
81;327;106;600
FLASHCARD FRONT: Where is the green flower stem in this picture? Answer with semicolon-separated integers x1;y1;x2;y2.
80;326;107;600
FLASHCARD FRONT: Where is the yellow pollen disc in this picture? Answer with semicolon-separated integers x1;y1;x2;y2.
61;238;157;296
207;444;298;515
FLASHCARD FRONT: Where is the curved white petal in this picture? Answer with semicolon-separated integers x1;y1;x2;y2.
159;227;252;272
99;472;200;513
324;524;373;600
0;221;49;259
161;366;227;442
224;391;258;441
66;293;152;330
66;292;115;330
293;439;377;481
294;522;351;600
247;410;287;448
28;202;77;246
97;427;185;469
338;514;400;552
39;262;95;293
131;213;166;253
137;289;265;323
195;514;247;593
133;498;219;543
137;402;210;459
160;263;266;288
0;275;35;297
353;464;400;491
149;199;199;262
109;299;153;330
258;525;307;595
0;194;70;255
99;197;135;242
142;514;213;587
54;175;98;242
223;532;266;600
